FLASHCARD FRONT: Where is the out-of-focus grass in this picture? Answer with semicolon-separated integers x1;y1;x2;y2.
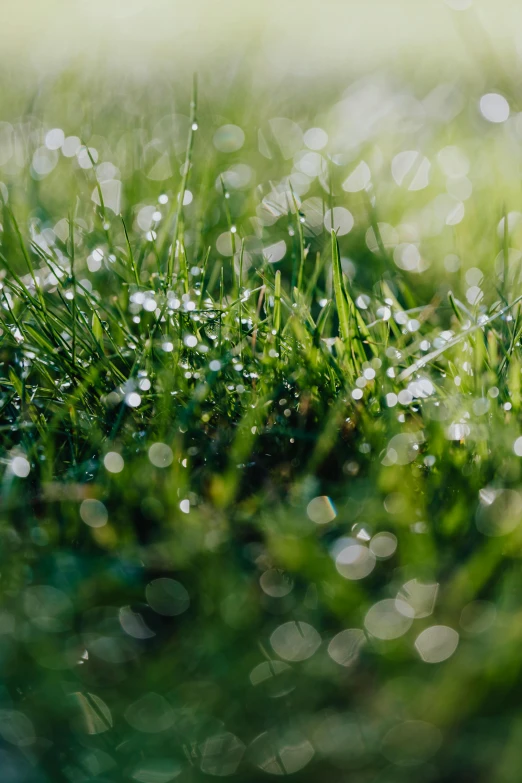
3;55;522;782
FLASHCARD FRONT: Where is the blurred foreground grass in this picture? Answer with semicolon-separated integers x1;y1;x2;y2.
2;64;522;782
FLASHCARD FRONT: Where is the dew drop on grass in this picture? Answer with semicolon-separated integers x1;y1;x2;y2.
270;621;321;661
335;540;375;581
260;569;294;598
249;728;314;775
249;660;295;698
146;578;190;616
103;452;124;473
148;443;173;468
263;240;286;263
415;625;459;663
323;207;353;236
119;606;155;639
61;135;81;157
11;456;30;478
397;579;438;618
328;629;366;667
213;124;245;153
480;93;510;123
306;495;336;525
125;392;141;408
80;499;108;529
391;151;430;190
342;161;371;192
364;599;414;640
200;732;245;776
369;532;397;559
76;146;98;169
45;128;65;151
303;127;328;150
32;147;58;178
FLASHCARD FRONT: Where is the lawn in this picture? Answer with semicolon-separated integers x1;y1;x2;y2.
1;65;522;782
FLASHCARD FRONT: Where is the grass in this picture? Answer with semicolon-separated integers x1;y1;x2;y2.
2;68;522;781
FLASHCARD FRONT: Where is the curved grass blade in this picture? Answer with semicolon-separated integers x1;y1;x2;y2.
331;229;350;344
